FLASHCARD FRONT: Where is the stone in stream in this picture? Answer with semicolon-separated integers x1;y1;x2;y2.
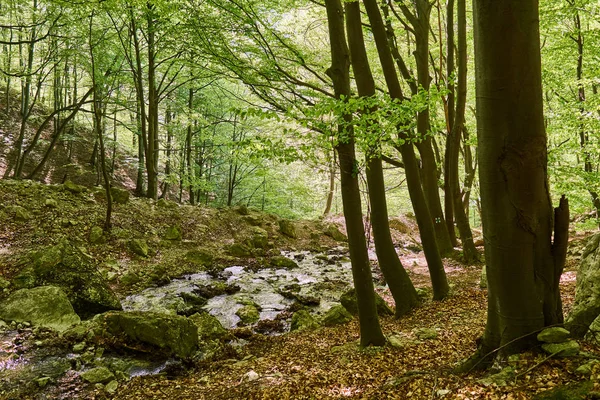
290;310;319;332
269;255;299;269
236;305;260;325
80;367;115;384
188;312;229;340
0;286;80;332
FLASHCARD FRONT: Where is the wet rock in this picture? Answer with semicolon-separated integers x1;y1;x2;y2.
541;340;580;357
322;305;353;326
537;327;571;343
566;233;600;336
185;249;214;267
324;224;347;241
105;380;119;394
340;288;393;316
95;311;199;358
0;286;80;332
164;226;182;241
81;367;115;384
189;312;228;340
236;305;260;325
193;282;240;299
279;219;297;238
290;310;319;332
89;226;106;244
129;239;149;257
110;187;129;204
278;289;319;306
269;255;299;269
178;292;208;316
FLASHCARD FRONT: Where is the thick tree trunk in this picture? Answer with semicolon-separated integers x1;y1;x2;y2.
146;6;159;200
325;0;386;347
469;0;569;363
345;1;419;317
362;0;449;300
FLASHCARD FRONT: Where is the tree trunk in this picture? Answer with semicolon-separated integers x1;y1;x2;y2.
187;88;195;205
468;0;569;364
362;0;449;300
345;0;419;317
325;0;386;347
145;5;159;200
323;151;335;216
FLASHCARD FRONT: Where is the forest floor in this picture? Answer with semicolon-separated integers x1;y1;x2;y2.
0;179;599;399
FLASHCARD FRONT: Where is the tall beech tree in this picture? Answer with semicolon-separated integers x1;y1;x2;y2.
465;0;569;365
345;0;419;317
324;0;385;346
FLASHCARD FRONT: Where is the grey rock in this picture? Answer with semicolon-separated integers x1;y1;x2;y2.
0;286;80;332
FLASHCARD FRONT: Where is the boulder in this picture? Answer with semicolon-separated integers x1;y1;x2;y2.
120;272;140;286
81;367;115;384
566;233;600;336
105;380;119;394
537;327;571;343
322;305;353;326
236;305;260;325
95;311;198;358
290;310;319;332
388;334;417;349
340;288;393;316
270;255;299;269
156;198;178;209
584;314;600;344
164;226;182;241
185;249;213;267
250;227;269;249
541;340;580;357
12;205;31;221
324;224;347;241
575;360;599;376
279;219;297;238
188;312;228;340
12;241;122;318
228;243;251;257
235;205;249;215
110;187;130;204
414;327;438;340
89;226;106;244
129;239;149;257
478;367;515;387
45;198;58;208
64;180;84;193
388;218;410;234
0;286;80;332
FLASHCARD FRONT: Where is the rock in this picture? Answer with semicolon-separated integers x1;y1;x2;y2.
105;380;119;394
321;305;353;326
12;205;31;221
575;360;599;376
228;243;251;257
279;219;297;238
110;187;129;204
95;311;199;358
324;224;347;241
73;342;86;353
177;292;207;316
414;327;438;340
185;249;213;267
64;180;84;193
340;288;393;316
13;241;122;318
584;314;600;344
45;198;58;208
389;218;410;233
387;334;416;349
189;312;228;340
157;198;178;208
194;282;240;299
480;266;487;289
537;327;571;343
119;272;140;286
89;226;106;244
129;239;149;257
243;215;262;226
236;205;249;215
270;255;299;269
81;367;115;384
478;367;515;387
245;370;259;382
0;286;80;332
290;310;319;332
541;340;580;357
250;227;269;249
164;226;182;241
236;305;260;325
566;233;600;336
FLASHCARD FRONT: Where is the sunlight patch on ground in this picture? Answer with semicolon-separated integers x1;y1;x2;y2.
560;271;577;283
328;385;363;397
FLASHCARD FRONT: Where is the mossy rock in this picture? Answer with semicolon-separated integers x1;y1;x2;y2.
89;226;106;244
63;180;84;194
278;219;297;238
322;305;353;326
250;227;269;249
388;218;410;233
541;340;580;357
164;225;182;241
290;310;319;332
235;205;249;215
324;224;347;241
120;272;141;286
110;187;130;204
538;327;570;343
12;205;31;221
188;312;229;340
236;305;260;325
228;243;252;257
532;380;593;399
185;249;214;267
129;239;149;257
270;255;299;269
156;198;178;209
81;367;115;384
45;198;58;208
340;288;393;316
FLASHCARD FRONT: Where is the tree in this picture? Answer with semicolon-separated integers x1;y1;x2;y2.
464;0;569;366
324;0;386;347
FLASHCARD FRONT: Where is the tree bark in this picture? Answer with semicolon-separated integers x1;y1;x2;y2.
345;0;419;317
325;0;386;347
468;0;569;364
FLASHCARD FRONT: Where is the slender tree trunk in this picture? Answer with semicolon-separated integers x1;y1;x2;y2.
362;0;449;300
187;88;195;205
465;0;569;365
345;0;419;317
323;151;335;216
146;6;159;200
325;0;386;347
